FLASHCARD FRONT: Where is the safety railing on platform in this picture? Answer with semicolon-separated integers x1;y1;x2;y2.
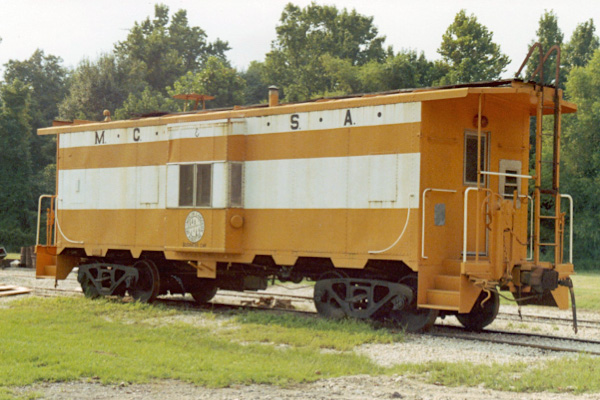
36;195;56;247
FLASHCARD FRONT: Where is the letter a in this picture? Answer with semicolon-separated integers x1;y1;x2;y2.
344;110;353;126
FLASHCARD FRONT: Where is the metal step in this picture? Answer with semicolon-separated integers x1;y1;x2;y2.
434;274;460;291
425;289;460;309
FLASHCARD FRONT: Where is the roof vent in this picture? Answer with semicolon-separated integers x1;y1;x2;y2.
268;86;279;107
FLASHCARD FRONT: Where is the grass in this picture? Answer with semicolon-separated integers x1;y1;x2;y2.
570;272;600;311
227;312;403;351
0;297;392;398
3;293;600;398
5;253;19;260
396;356;600;394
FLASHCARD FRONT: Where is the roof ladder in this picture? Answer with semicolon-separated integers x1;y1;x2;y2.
515;43;565;266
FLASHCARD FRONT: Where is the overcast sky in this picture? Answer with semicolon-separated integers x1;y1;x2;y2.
0;0;597;79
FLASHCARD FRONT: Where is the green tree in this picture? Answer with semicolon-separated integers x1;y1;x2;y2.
560;52;600;267
115;56;247;118
242;61;270;105
0;80;35;250
3;50;69;171
264;2;386;101
59;54;145;121
167;57;246;110
115;4;230;93
377;50;448;90
563;19;599;75
524;11;565;86
113;86;173;120
437;10;509;85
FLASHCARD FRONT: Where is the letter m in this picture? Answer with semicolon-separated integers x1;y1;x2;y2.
95;131;105;144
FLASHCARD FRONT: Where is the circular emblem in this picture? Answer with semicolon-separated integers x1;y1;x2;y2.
185;211;205;243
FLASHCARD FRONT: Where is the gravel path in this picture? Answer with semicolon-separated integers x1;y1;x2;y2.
2;267;600;399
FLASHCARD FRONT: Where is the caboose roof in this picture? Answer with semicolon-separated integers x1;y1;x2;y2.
38;79;576;136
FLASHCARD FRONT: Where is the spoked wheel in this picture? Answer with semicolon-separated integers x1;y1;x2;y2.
456;290;499;331
387;275;438;333
190;279;218;304
313;270;349;319
129;260;160;303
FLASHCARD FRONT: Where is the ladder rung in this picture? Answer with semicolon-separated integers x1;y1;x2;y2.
539;215;558;219
538;242;558;247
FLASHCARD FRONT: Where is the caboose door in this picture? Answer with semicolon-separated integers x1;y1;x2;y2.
463;129;489;257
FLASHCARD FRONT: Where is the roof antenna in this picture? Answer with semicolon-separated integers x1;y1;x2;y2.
172;93;215;111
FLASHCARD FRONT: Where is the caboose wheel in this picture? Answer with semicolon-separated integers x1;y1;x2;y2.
129;260;160;303
313;271;348;319
79;275;100;299
456;290;499;331
386;274;438;332
190;279;218;304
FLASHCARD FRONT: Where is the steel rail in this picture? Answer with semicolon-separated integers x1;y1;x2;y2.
431;325;600;356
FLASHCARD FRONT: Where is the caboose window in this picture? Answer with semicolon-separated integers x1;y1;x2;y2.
178;164;212;207
229;162;243;207
464;131;488;186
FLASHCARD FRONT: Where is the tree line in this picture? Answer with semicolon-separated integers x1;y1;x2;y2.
0;4;599;268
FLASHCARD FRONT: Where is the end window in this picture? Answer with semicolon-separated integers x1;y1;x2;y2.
464;131;488;186
499;159;522;199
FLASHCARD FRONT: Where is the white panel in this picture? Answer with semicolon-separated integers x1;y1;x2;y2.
166;165;179;208
168;120;229;140
241;102;421;137
139;166;159;205
369;155;397;202
397;153;421;209
212;162;227;208
244;159;295;209
59;155;419;211
244;153;420;209
60;103;421;150
58;169;85;206
60;166;166;210
60;126;165;149
291;157;348;208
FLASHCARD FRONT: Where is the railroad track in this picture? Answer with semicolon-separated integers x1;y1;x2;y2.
12;277;600;356
430;325;600;356
497;311;600;328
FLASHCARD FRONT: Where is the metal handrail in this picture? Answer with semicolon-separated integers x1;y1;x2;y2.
561;194;574;264
463;187;479;262
369;193;415;254
36;195;56;247
54;198;84;245
421;188;457;259
479;170;533;180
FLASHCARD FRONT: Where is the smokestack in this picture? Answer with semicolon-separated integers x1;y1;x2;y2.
268;86;279;107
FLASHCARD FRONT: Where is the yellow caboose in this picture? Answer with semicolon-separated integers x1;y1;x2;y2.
35;73;577;332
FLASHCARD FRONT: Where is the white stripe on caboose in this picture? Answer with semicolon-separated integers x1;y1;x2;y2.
58;102;421;149
58;153;420;211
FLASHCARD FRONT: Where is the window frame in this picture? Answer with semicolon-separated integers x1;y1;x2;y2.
463;130;490;187
228;162;244;208
177;162;213;208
